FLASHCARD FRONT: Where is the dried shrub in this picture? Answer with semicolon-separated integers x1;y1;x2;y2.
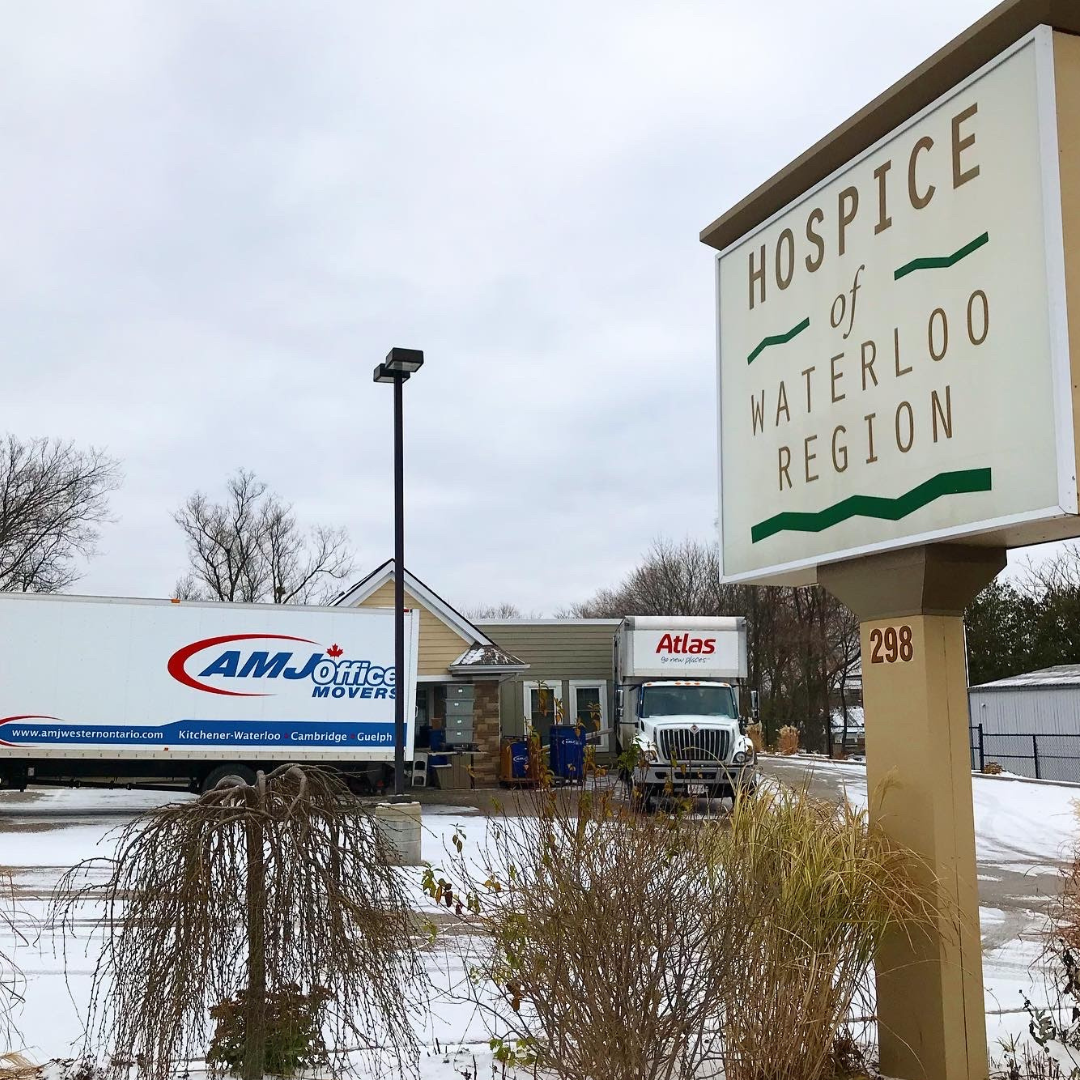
993;1036;1072;1080
0;875;26;1050
777;724;800;755
50;765;425;1080
709;780;934;1080
424;785;733;1080
0;1053;39;1080
999;816;1080;1073
207;983;331;1075
746;722;765;754
984;761;1005;775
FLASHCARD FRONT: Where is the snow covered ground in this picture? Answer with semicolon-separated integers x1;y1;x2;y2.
762;757;1077;1053
0;770;1073;1076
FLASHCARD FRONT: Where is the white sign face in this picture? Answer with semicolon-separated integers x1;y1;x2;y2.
626;629;746;680
0;595;419;761
716;30;1074;583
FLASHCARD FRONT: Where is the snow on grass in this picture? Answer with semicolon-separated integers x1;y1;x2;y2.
3;775;1078;1074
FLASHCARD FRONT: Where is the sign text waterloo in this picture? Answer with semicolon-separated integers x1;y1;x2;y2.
716;30;1075;583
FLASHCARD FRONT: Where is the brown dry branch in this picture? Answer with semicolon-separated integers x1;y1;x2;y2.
0;874;27;1052
423;783;734;1080
49;765;425;1080
0;1052;39;1080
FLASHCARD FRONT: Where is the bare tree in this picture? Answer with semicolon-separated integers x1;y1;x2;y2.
465;601;522;619
174;469;354;604
0;435;121;592
569;537;859;749
51;765;425;1080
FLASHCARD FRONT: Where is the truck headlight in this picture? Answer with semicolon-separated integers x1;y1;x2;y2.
733;750;753;766
635;740;659;764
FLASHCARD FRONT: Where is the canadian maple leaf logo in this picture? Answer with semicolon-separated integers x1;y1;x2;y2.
326;644;343;658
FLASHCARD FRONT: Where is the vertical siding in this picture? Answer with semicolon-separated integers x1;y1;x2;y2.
969;686;1080;781
356;582;469;676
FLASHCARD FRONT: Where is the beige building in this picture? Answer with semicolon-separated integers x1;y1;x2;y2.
334;560;618;784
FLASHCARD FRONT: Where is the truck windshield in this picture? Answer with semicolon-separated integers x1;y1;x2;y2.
639;686;737;719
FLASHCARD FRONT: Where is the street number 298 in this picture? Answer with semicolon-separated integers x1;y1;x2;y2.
869;625;914;664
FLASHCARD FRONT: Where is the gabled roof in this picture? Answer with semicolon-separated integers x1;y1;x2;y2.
449;643;529;675
331;559;493;647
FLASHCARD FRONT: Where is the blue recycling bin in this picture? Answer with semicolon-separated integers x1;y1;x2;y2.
549;724;586;780
509;738;529;779
428;728;449;766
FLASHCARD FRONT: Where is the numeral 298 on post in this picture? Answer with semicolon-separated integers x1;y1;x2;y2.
869;625;914;664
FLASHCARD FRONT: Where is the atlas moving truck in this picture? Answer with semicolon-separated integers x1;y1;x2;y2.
615;616;756;802
0;592;419;794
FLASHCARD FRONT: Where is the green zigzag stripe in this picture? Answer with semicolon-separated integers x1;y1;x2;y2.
747;317;810;365
894;232;989;280
750;468;992;544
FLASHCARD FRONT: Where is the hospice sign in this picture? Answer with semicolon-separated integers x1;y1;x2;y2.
715;31;1077;583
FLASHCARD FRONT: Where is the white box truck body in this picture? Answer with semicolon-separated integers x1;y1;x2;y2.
615;616;756;800
0;592;419;793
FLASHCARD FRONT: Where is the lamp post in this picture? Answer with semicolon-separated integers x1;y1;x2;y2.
373;347;424;799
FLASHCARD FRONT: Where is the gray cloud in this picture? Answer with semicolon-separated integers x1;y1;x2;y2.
1;0;1001;614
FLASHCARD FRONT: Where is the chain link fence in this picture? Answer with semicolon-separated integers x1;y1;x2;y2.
970;724;1080;783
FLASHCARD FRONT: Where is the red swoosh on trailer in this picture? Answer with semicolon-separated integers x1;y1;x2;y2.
0;715;63;746
167;634;318;697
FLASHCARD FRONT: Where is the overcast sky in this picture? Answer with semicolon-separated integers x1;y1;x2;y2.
2;0;1017;614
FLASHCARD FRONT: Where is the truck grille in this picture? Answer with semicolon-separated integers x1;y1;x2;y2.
657;727;731;765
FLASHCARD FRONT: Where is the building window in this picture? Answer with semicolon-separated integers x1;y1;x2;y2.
570;680;609;752
523;680;562;737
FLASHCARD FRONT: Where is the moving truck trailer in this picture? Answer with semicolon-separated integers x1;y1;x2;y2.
614;616;756;803
0;593;419;794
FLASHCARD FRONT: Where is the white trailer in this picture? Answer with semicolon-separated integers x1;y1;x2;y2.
0;592;419;794
614;616;756;802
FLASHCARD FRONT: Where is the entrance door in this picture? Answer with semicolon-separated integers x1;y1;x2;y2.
523;680;562;743
570;680;610;752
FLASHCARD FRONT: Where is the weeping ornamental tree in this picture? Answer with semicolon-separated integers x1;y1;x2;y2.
51;766;424;1080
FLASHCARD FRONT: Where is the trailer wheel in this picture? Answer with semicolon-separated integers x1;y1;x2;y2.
201;764;257;794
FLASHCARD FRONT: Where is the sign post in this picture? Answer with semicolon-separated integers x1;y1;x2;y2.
820;545;1002;1078
704;5;1080;1077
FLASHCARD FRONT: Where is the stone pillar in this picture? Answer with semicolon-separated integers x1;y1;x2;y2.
471;680;502;786
820;544;1004;1080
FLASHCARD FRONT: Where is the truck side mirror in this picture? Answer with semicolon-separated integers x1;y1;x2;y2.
750;690;760;721
615;687;623;722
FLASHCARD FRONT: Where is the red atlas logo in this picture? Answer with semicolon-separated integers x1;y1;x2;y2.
655;633;716;655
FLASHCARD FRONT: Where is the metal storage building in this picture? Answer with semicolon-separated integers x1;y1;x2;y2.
968;666;1080;782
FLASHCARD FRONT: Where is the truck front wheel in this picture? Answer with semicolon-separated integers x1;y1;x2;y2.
201;764;257;794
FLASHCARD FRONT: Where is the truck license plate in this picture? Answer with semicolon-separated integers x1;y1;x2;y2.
687;784;707;796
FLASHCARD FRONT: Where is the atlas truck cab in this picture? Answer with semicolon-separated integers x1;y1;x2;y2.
614;616;756;802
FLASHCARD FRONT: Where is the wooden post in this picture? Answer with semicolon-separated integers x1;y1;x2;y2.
820;544;1004;1080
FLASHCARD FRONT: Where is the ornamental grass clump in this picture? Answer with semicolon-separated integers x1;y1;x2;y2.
710;780;935;1080
777;725;800;755
50;764;425;1080
425;785;733;1080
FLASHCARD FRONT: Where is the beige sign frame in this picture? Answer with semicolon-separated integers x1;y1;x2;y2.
714;26;1079;585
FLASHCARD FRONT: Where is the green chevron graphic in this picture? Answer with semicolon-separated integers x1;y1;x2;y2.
747;317;810;365
894;232;989;280
750;468;992;544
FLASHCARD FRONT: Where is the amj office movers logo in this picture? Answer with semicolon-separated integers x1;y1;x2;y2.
167;634;396;700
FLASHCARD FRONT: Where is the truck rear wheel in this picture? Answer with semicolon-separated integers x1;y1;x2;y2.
201;764;257;794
